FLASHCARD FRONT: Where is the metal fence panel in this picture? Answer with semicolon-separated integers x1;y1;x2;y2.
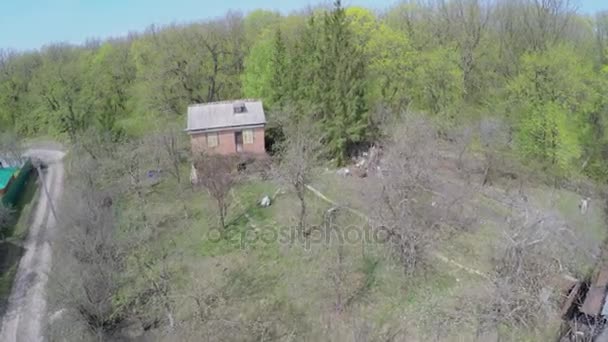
1;159;34;208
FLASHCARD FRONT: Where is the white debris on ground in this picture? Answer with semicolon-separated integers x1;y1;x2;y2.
190;164;199;185
48;309;65;324
336;168;351;177
260;195;271;207
579;197;590;215
332;146;384;178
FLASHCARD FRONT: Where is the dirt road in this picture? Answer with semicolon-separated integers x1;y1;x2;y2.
0;148;65;342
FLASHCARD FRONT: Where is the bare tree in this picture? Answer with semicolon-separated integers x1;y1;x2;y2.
450;124;474;172
436;0;492;100
525;0;577;51
374;118;437;275
324;206;348;313
193;154;240;231
373;114;474;275
493;0;577;56
596;11;608;65
276;117;322;233
50;144;181;340
112;139;152;229
73;127;120;162
160;128;185;184
476;208;568;337
421;200;584;339
479;117;510;186
50;163;126;341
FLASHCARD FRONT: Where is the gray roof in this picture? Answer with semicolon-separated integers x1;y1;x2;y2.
186;100;266;133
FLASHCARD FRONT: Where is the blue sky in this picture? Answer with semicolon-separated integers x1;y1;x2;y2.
1;0;606;51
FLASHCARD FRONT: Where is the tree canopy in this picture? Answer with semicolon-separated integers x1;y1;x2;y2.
0;0;607;174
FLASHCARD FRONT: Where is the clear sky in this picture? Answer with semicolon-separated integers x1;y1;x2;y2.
1;0;606;51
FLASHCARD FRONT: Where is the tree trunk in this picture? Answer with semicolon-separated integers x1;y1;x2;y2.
219;208;225;230
218;199;227;235
297;189;306;232
174;160;181;184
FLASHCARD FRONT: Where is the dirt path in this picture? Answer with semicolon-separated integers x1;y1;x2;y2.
0;148;65;342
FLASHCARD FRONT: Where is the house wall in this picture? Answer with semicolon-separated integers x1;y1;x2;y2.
190;127;265;156
244;128;266;154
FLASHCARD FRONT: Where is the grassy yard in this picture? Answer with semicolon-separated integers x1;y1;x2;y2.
108;159;606;340
113;169;418;338
309;168;606;339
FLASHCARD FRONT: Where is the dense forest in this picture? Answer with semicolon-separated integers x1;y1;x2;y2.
1;0;607;179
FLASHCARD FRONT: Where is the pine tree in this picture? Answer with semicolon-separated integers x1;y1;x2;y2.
269;28;287;107
295;15;322;111
317;0;369;165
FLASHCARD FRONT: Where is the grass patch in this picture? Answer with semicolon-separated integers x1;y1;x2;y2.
196;181;280;257
528;186;605;240
441;220;500;273
0;262;19;316
223;265;279;299
113;157;606;340
0;263;18;298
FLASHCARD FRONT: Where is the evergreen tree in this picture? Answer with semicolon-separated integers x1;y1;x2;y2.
317;0;369;165
293;15;322;112
269;28;288;107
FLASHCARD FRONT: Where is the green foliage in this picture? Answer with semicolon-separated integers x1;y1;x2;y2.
252;2;370;164
0;1;608;181
29;45;95;140
243;9;281;43
241;25;291;108
269;28;288;107
411;47;464;116
509;45;600;172
130;22;244;119
223;265;279;299
509;45;598;115
0;51;41;130
347;7;415;112
516;102;581;170
89;42;134;134
316;1;369;164
242;33;274;101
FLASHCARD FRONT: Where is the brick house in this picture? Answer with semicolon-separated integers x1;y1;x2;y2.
186;100;266;156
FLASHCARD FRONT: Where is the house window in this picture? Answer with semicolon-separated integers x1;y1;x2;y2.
207;132;219;147
243;129;254;144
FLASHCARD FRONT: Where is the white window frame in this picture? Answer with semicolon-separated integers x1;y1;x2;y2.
243;129;254;145
207;132;219;147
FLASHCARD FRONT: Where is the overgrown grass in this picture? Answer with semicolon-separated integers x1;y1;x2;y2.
0;263;18;306
110;157;607;340
530;187;605;242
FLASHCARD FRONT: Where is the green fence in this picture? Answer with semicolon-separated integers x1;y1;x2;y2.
1;159;34;208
